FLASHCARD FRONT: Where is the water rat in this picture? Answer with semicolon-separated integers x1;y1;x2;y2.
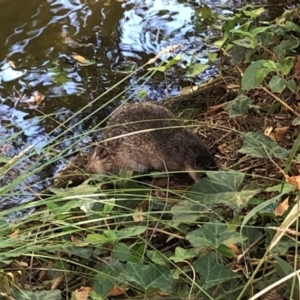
86;102;217;181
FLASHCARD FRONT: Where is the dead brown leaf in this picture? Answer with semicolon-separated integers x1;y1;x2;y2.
8;60;16;69
264;126;273;137
71;235;89;246
1;143;10;153
70;54;89;64
217;143;228;155
19;91;45;107
108;286;129;297
225;243;241;255
74;287;93;300
274;197;289;216
14;261;28;268
51;274;64;290
273;126;289;142
264;126;289;142
207;103;224;116
8;229;19;239
133;206;145;222
31;91;45;106
285;175;300;190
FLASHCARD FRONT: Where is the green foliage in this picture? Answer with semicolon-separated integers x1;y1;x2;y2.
223;94;253;117
239;132;289;158
216;4;300;96
194;252;240;288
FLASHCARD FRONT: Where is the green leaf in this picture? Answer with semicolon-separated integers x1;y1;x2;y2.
193;171;244;193
240;193;285;230
113;242;131;261
93;259;125;297
281;21;300;33
262;60;277;70
186;220;246;249
251;26;271;36
186;63;209;77
215;31;229;48
256;31;275;47
93;275;117;298
242;6;265;18
217;244;236;258
121;262;173;293
148;55;182;73
280;57;294;75
169;247;197;262
265;182;294;193
287;79;296;92
171;200;208;223
208;52;218;62
266;228;296;256
164;55;183;68
194;252;240;289
13;289;61;300
232;36;256;49
146;250;167;266
0;153;11;163
58;245;94;259
223;94;253;117
239;132;289;158
268;75;286;93
184;171;259;211
241;60;270;90
85;233;113;244
115;226;147;239
292;117;300;126
273;38;300;60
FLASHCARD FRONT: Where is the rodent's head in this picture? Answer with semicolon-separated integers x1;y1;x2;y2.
85;145;110;174
185;135;218;181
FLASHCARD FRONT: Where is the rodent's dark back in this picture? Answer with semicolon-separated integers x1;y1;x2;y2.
86;102;217;181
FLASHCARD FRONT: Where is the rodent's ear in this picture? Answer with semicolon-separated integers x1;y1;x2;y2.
95;145;108;159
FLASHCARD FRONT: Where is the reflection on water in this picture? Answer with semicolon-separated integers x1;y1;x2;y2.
120;0;195;57
0;0;286;209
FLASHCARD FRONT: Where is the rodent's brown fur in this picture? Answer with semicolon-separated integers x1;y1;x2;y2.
86;102;217;181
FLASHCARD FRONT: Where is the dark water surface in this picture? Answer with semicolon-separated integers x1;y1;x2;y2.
0;0;289;210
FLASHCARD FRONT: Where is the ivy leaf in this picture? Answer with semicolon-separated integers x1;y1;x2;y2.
13;289;61;300
287;79;296;92
223;94;253;117
171;171;259;214
239;132;288;158
186;220;246;249
121;262;173;293
241;60;270;90
194;252;240;289
169;247;197;262
268;75;286;93
113;243;130;261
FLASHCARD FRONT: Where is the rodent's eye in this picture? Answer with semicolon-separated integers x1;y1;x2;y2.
95;146;108;159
